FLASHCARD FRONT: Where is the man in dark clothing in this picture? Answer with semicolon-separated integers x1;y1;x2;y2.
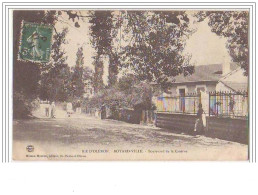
101;104;106;119
194;103;204;134
76;100;81;114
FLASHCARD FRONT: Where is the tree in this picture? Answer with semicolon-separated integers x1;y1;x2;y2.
117;73;136;93
83;66;94;86
92;56;104;93
108;53;120;86
71;11;195;90
39;28;72;102
117;74;153;110
88;11;120;89
88;11;113;56
39;65;72;102
121;11;194;89
195;11;249;75
86;74;154;112
13;10;57;118
71;46;85;98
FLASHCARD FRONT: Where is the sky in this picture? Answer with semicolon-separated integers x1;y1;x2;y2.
183;16;231;66
55;11;232;84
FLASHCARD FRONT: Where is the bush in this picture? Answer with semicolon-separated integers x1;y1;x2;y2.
85;82;154;119
13;92;40;119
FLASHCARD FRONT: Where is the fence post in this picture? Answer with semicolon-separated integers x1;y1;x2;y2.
209;92;210;116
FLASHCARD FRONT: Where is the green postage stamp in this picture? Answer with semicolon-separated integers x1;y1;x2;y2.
18;21;53;63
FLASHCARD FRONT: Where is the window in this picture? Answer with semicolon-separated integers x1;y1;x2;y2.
179;88;185;96
176;86;188;95
195;85;207;94
178;88;185;112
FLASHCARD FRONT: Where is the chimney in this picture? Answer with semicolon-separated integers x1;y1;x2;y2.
222;55;231;76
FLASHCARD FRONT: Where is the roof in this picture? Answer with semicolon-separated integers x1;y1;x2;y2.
172;63;239;83
220;81;248;92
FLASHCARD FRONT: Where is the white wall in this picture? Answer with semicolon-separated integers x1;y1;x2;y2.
215;82;232;92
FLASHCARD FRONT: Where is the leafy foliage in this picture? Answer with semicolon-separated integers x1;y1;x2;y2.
88;11;112;91
88;11;114;55
39;28;72;102
83;66;94;86
13;92;40;119
121;11;194;88
88;11;120;89
71;10;195;90
92;56;104;93
87;74;154;111
195;11;249;75
71;46;85;98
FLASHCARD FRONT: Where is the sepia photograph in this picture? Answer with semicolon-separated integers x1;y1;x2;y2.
12;9;249;161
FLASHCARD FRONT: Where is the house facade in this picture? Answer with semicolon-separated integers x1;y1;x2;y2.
154;63;248;144
164;63;246;96
154;63;248;115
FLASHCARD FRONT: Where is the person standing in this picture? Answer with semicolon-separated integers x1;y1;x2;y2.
101;104;106;119
45;102;50;117
66;102;73;117
194;103;204;134
50;102;56;118
76;100;81;114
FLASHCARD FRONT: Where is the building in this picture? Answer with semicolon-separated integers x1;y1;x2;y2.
154;63;248;115
161;63;247;96
216;67;248;92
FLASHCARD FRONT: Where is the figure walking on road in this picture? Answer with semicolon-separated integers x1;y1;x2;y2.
50;102;56;118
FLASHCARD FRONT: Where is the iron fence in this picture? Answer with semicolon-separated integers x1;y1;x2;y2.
155;93;201;114
209;91;248;118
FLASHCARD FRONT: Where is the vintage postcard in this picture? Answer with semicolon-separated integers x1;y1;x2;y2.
12;9;249;161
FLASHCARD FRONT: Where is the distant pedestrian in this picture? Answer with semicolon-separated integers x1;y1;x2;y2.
45;102;50;117
101;104;106;119
66;102;73;117
76;100;81;114
50;102;56;118
194;103;204;134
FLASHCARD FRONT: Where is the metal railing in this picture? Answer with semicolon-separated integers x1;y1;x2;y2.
155;91;248;118
155;93;201;115
209;91;248;118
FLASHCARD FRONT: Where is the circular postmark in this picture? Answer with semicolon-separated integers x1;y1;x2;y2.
26;145;34;152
